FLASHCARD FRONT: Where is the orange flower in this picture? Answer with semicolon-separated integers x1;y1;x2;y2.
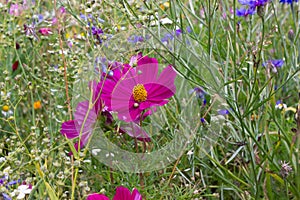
33;101;42;110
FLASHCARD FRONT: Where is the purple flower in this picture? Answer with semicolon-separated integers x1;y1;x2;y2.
161;33;174;43
80;13;88;21
186;26;192;33
59;7;66;14
218;109;229;115
262;59;284;73
275;100;287;109
279;0;298;3
2;193;11;200
190;87;207;106
238;0;269;8
237;0;269;17
190;87;206;98
200;118;205;123
92;26;103;36
161;29;184;43
8;180;19;186
37;14;44;22
175;29;182;37
236;7;256;17
24;23;38;40
127;35;144;43
9;4;23;16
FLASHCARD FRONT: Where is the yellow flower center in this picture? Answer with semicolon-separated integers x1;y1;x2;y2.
132;84;147;102
2;105;9;112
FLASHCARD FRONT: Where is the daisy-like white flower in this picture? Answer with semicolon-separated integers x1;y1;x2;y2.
2;105;13;117
101;55;176;123
60;81;113;151
275;100;287;110
11;184;32;199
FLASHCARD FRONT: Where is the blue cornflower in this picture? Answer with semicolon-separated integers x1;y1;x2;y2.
186;26;192;33
80;13;87;21
237;0;269;17
200;118;205;123
8;180;18;186
263;59;284;73
262;59;284;68
279;0;298;3
2;193;11;200
127;35;144;43
192;87;206;99
37;14;43;22
190;87;207;106
161;29;184;43
175;29;182;37
218;109;230;115
239;0;269;8
236;7;256;17
161;33;174;43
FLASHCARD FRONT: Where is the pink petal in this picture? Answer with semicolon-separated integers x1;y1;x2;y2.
116;100;137;122
137;55;158;67
132;189;142;200
145;84;175;100
135;64;158;84
138;101;152;110
113;186;132;200
100;79;116;110
156;65;176;94
87;193;109;200
60;120;79;139
74;101;97;127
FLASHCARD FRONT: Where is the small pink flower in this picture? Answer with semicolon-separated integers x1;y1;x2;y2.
52;17;58;25
9;4;23;16
38;28;52;36
59;7;66;14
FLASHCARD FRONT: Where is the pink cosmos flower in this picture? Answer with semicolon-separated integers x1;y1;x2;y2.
39;28;52;36
99;58;151;141
87;186;142;200
101;55;176;122
60;81;112;151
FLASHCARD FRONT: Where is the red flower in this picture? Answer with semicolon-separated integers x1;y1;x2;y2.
12;61;19;71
